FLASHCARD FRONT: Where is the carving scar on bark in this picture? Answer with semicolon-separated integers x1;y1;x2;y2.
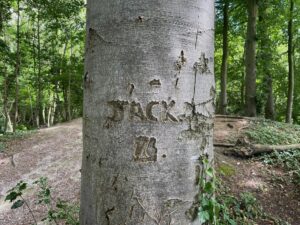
134;136;157;162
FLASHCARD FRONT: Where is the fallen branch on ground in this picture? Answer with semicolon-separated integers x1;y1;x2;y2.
219;137;300;157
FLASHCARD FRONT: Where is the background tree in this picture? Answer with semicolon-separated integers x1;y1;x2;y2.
219;0;229;115
244;0;258;117
286;0;294;123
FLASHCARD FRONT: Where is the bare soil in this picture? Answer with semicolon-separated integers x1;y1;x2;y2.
0;119;82;225
0;117;299;224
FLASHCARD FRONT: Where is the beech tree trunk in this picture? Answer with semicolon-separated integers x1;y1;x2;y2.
286;0;294;123
244;0;258;117
219;0;229;115
80;1;215;225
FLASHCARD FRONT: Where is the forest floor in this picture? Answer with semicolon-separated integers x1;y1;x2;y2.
214;116;300;225
0;117;299;224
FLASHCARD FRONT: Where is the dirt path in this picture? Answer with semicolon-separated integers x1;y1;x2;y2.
0;119;82;225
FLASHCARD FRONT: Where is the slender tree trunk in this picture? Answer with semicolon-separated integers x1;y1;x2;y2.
265;78;275;119
259;2;275;120
60;34;69;121
80;1;215;224
47;106;52;127
42;105;46;125
36;11;42;127
219;0;229;115
67;42;73;121
13;0;21;132
3;67;13;133
50;100;56;126
241;43;246;109
286;0;294;123
244;0;258;117
27;86;34;125
241;71;245;107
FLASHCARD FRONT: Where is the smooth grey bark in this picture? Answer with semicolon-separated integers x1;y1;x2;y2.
80;1;215;225
3;67;13;133
219;0;229;115
244;0;258;117
286;0;294;123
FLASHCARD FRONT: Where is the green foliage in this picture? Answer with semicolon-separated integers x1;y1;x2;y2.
216;182;290;225
245;119;300;145
261;150;300;185
5;181;27;206
5;177;79;225
0;0;85;130
198;155;217;224
215;0;300;121
198;156;290;224
0;130;35;142
217;164;236;177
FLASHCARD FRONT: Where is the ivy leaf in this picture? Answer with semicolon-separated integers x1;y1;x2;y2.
198;210;210;223
206;168;214;178
204;181;214;193
11;200;24;209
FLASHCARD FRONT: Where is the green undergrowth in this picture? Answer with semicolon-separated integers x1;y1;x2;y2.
245;119;300;185
245;119;300;145
5;177;79;225
260;150;300;185
215;180;290;225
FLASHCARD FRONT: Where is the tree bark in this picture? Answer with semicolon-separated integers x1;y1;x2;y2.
36;10;42;128
219;0;229;115
286;0;294;123
3;67;13;133
244;0;258;117
67;41;73;121
13;0;21;132
80;1;215;224
259;2;275;120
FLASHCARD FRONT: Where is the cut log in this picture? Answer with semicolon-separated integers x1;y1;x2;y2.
224;143;300;157
251;143;300;154
215;115;258;120
219;137;300;157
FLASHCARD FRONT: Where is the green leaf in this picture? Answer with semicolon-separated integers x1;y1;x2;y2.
45;188;51;196
199;210;210;223
19;182;27;191
5;191;19;202
206;168;214;177
11;200;24;209
204;182;214;193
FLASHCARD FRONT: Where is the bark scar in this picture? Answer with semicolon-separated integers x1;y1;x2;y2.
105;206;115;225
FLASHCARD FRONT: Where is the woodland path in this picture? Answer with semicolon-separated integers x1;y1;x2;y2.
0;119;82;225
